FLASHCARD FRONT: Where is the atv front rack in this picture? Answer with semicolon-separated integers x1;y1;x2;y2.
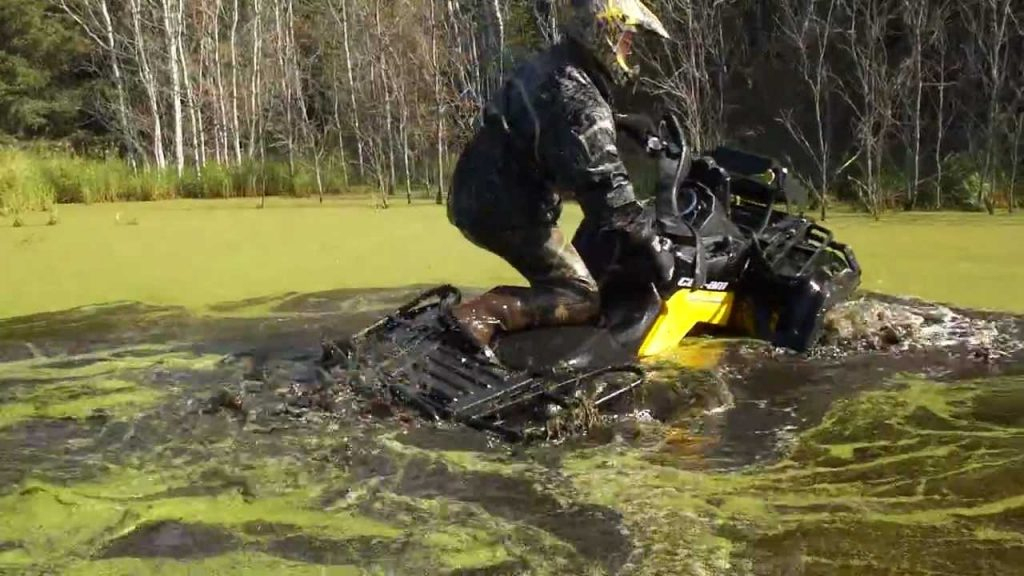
320;286;645;441
732;212;862;352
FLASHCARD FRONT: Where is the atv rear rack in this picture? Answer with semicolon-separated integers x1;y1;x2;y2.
320;286;646;441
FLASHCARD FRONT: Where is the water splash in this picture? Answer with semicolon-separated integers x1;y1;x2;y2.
819;295;1022;358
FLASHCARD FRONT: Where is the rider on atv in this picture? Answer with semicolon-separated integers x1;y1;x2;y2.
446;0;681;355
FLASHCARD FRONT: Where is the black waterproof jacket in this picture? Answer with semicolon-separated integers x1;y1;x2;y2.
447;40;638;234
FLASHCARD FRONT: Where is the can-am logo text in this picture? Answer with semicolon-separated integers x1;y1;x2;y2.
677;277;730;291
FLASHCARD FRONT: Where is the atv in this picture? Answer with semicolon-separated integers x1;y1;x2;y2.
319;114;861;441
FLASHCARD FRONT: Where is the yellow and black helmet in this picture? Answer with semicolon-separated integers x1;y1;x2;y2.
558;0;670;83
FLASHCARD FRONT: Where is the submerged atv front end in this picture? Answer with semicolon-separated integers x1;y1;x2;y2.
625;212;860;359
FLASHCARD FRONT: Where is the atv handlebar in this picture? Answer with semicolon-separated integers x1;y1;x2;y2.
614;112;686;159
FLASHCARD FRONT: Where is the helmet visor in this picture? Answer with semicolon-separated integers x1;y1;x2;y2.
614;29;635;71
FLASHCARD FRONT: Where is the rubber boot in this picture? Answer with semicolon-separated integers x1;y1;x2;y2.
449;285;600;352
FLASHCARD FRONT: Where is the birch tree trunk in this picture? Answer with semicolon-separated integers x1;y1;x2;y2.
59;0;140;169
273;0;295;175
777;0;837;220
397;73;412;203
331;0;365;179
840;0;896;217
933;20;950;210
195;19;208;168
1009;68;1023;212
374;0;396;196
248;0;263;160
129;0;167;170
162;0;186;175
102;0;136;170
329;61;349;187
900;0;927;209
1010;113;1022;213
178;0;202;170
210;0;228;165
431;0;444;204
967;0;1013;213
229;0;243;164
491;0;505;91
532;0;559;44
641;0;727;152
286;0;317;198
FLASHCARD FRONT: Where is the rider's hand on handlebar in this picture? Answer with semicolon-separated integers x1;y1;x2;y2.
614;113;655;142
603;202;675;285
657;113;687;160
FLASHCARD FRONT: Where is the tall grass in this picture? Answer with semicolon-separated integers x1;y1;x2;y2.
0;148;368;215
5;146;1016;217
0;149;55;214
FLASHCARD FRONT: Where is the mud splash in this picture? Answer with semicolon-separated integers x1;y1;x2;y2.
0;288;1022;574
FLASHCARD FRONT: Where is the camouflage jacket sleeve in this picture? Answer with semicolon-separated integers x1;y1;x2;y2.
538;66;637;224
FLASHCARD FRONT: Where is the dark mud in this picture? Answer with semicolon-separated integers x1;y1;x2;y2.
263;533;402;565
0;287;1022;575
99;521;240;559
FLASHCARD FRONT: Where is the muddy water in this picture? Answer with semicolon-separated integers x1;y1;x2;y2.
0;288;1022;575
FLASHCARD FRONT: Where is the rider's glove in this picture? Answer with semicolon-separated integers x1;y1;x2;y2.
614;113;660;153
604;201;675;285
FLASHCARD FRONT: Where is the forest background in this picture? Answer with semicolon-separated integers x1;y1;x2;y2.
1;0;1022;221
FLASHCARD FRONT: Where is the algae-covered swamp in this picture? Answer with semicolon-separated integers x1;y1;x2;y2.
1;199;1023;575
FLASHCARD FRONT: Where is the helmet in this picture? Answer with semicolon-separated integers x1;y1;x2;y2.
558;0;670;84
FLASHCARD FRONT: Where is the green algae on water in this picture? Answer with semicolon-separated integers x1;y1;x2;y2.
0;378;163;429
2;298;1023;576
0;348;224;429
63;552;366;576
3;200;1023;320
557;374;1024;574
0;422;592;574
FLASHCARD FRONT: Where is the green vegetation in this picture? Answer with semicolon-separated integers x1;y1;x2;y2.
3;0;1023;218
0;337;590;574
2;199;1023;320
0;148;374;217
559;373;1024;574
0;378;163;429
0;0;95;141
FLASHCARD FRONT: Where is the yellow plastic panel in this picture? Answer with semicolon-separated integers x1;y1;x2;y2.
637;290;734;358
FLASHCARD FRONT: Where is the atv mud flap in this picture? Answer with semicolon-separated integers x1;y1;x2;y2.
321;286;645;441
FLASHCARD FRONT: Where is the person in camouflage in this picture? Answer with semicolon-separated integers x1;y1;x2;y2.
446;0;673;352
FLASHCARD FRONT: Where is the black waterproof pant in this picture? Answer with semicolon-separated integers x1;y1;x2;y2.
450;225;601;348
